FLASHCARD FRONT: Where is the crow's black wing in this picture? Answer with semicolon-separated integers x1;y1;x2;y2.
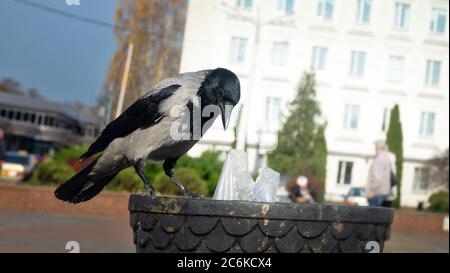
80;84;181;160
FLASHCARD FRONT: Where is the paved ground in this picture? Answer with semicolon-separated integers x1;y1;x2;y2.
0;211;134;253
384;231;449;253
0;211;448;253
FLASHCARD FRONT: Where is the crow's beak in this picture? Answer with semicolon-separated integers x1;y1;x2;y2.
220;103;233;130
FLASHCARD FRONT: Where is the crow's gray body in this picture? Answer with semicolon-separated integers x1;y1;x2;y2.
90;70;212;180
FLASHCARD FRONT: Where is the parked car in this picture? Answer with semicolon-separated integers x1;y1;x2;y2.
344;187;369;207
0;152;36;181
276;187;290;203
276;175;291;203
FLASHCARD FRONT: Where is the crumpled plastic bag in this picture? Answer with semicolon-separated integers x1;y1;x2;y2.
213;150;280;203
213;150;253;201
253;168;280;202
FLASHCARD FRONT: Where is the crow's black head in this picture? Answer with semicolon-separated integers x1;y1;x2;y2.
200;68;241;129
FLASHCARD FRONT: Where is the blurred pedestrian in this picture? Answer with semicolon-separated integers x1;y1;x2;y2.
382;148;398;208
0;129;6;172
367;140;392;207
289;176;315;204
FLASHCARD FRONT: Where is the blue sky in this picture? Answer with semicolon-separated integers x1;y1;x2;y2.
0;0;117;106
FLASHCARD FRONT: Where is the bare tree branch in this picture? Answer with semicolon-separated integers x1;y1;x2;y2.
426;149;449;190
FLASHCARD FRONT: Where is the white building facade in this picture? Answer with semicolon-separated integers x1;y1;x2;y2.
179;0;449;208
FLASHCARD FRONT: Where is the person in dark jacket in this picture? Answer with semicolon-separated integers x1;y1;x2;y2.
288;176;316;204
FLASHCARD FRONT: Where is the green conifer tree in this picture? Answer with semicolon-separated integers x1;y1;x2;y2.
268;72;327;192
386;104;404;208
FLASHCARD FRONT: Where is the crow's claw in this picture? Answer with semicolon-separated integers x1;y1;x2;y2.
185;192;201;199
144;186;155;197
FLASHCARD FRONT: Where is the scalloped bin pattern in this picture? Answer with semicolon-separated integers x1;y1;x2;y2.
128;194;394;253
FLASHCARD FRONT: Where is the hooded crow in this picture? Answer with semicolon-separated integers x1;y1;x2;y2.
55;68;241;203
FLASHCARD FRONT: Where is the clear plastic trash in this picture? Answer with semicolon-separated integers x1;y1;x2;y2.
213;150;280;203
213;150;254;201
253;168;280;203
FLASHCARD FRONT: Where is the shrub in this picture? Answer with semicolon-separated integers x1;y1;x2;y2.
27;145;87;186
52;145;88;162
428;191;449;213
145;163;164;182
153;167;208;196
207;171;221;197
143;151;223;196
177;151;224;196
107;167;144;192
31;159;75;186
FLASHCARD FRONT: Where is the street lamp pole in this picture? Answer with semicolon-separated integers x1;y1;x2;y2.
115;42;134;119
236;4;262;151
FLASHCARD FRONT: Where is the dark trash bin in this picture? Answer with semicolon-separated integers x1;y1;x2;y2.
129;194;394;253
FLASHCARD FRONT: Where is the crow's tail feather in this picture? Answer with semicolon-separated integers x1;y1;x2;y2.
54;159;118;204
69;173;118;204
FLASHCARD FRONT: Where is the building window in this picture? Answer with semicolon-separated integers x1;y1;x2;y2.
317;0;333;20
30;114;36;124
387;55;405;83
278;0;294;14
343;104;360;130
0;109;6;118
356;0;371;24
43;116;55;127
271;42;289;66
265;97;282;130
349;51;366;78
15;111;22;121
337;161;354;185
430;8;447;33
381;107;391;132
236;0;253;9
49;117;55;127
394;2;410;29
229;37;248;65
311;47;328;71
44;116;50;126
425;60;442;86
419;112;436;137
413;167;429;192
8;110;14;119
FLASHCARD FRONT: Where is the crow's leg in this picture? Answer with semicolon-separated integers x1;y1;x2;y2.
163;158;200;198
133;159;154;196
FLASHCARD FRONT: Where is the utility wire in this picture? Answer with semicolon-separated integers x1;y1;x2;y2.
9;0;233;45
9;0;283;46
10;0;178;42
12;0;123;31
